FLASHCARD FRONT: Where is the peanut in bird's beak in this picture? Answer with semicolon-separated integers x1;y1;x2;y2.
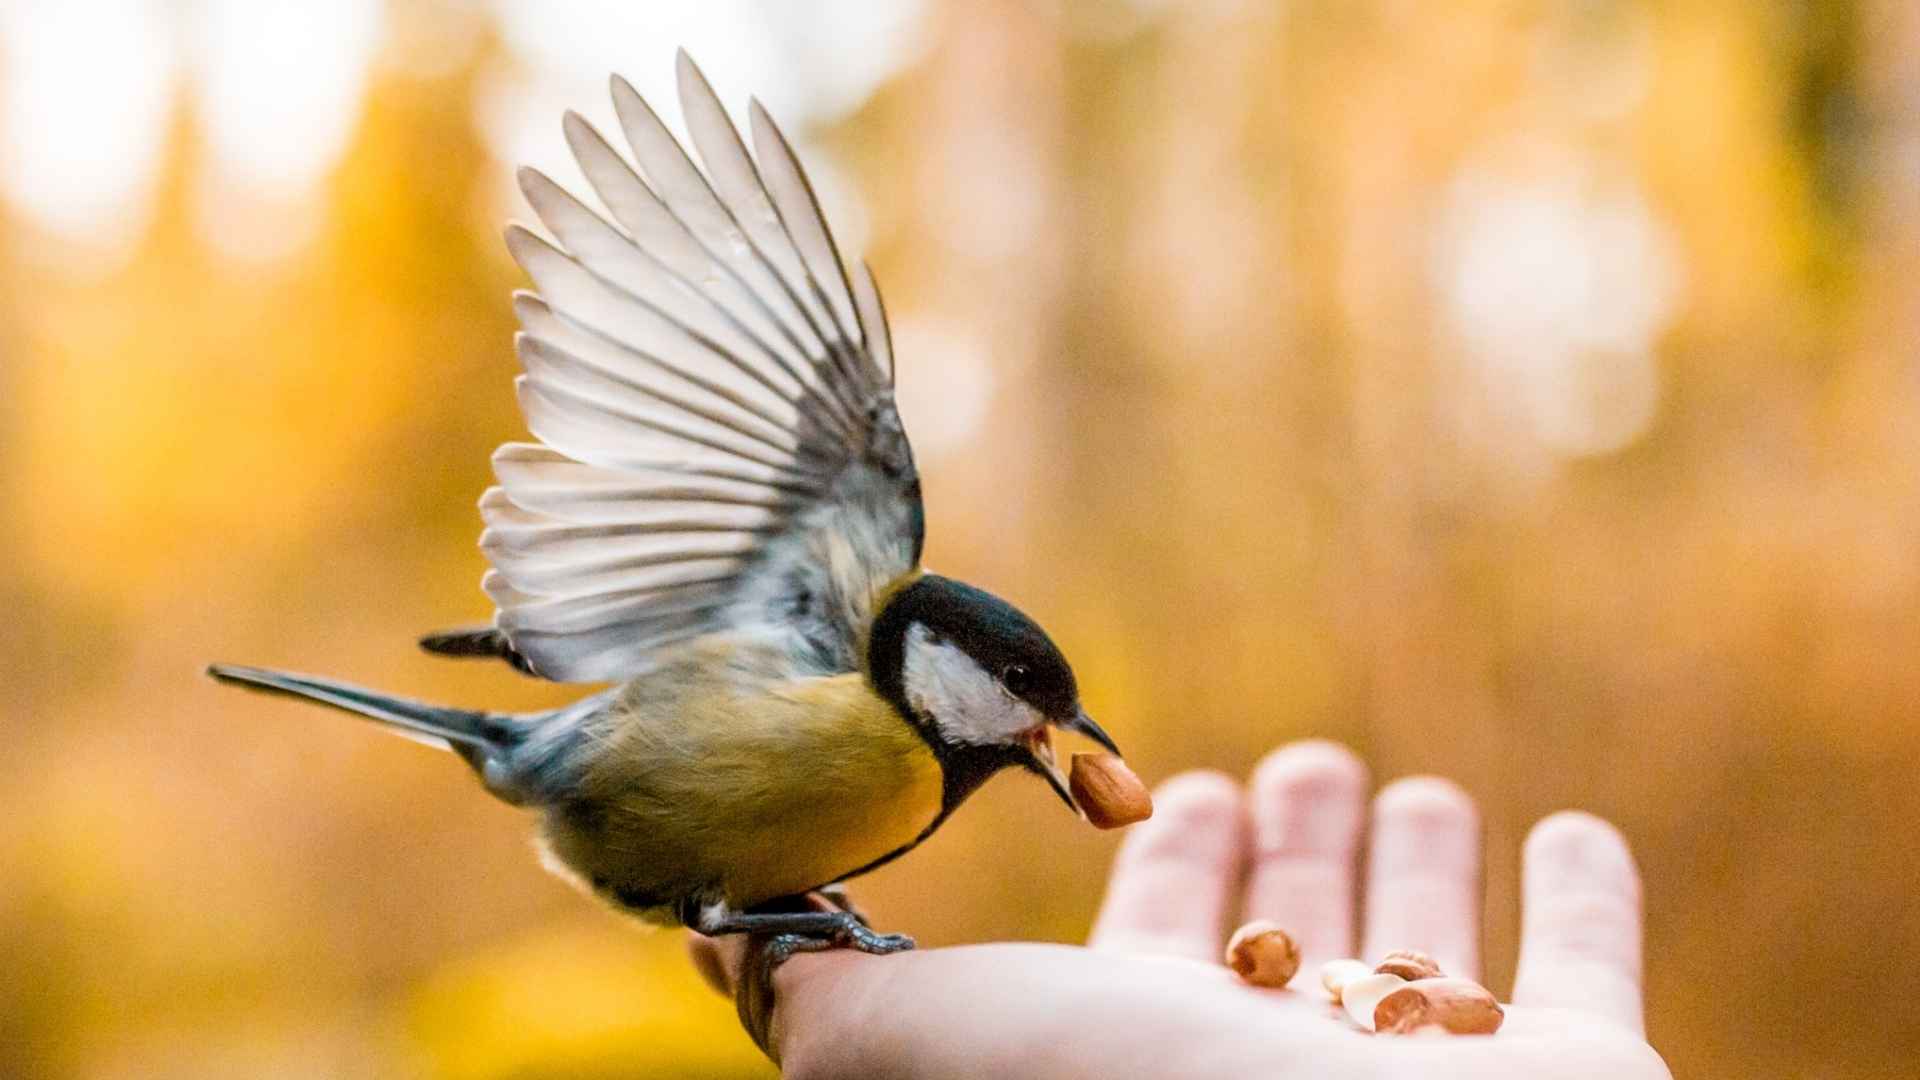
1023;708;1122;820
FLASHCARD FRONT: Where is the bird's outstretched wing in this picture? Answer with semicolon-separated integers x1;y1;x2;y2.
469;52;921;683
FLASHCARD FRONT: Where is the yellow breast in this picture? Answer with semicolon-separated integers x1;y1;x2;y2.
555;663;947;915
712;674;945;907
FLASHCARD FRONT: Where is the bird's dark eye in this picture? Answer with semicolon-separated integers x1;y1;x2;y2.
1002;664;1032;696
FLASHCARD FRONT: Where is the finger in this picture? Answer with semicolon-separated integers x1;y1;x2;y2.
691;894;837;1010
1512;810;1645;1034
757;946;873;1070
1087;770;1247;961
1361;776;1482;979
1242;740;1368;978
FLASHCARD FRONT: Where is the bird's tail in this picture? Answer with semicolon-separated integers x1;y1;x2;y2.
206;663;509;751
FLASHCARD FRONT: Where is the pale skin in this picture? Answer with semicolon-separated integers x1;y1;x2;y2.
690;740;1672;1080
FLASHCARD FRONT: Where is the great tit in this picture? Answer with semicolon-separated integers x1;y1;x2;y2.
209;53;1119;957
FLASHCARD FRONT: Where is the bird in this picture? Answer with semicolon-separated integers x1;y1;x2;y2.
208;51;1120;958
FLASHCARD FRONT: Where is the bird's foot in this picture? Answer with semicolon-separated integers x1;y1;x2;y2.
763;913;912;964
839;922;915;955
690;901;913;960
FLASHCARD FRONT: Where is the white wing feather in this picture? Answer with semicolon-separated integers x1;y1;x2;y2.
485;54;920;682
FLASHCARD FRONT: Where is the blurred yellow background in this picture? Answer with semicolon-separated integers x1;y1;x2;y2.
3;1;1916;1077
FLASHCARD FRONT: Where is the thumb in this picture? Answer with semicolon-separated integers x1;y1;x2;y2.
685;924;884;1066
685;933;736;997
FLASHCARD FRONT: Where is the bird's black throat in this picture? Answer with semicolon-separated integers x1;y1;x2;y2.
867;572;1075;813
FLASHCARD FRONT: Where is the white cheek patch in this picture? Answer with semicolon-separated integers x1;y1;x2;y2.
901;623;1039;745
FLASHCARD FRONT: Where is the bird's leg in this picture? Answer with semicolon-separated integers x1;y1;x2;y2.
683;896;913;957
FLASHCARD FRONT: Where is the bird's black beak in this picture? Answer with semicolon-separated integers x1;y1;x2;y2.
1062;707;1120;755
1021;707;1123;820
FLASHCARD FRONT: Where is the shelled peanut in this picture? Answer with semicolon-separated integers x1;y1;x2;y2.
1318;952;1505;1036
1224;921;1300;987
1374;978;1505;1035
1068;753;1153;829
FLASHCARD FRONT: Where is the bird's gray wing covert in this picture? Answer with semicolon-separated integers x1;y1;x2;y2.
481;53;921;683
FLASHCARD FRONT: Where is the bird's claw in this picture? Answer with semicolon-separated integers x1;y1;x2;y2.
844;926;915;954
764;912;914;963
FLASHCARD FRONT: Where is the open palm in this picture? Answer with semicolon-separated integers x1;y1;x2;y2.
694;741;1671;1079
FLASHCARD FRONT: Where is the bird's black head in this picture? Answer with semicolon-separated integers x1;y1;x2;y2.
869;573;1118;816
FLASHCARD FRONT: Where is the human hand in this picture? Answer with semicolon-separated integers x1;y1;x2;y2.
690;741;1671;1079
